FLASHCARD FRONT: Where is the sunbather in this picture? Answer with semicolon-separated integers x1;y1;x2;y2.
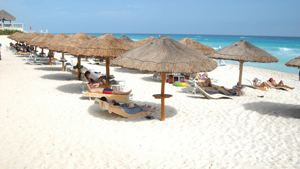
197;78;212;87
253;78;270;89
268;78;294;90
87;83;132;95
100;97;156;114
85;71;106;86
197;72;209;80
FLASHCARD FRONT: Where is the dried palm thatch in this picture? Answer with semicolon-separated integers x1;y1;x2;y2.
28;33;55;47
70;34;133;57
27;34;45;45
285;56;300;68
89;34;97;38
43;33;68;49
112;36;218;74
20;32;40;43
179;38;216;55
208;40;278;63
0;10;16;21
130;36;156;48
119;35;134;43
13;33;27;42
7;32;23;41
52;32;92;53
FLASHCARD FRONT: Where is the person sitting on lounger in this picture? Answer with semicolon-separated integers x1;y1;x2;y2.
197;72;209;80
268;78;294;90
85;71;106;86
253;78;270;89
197;78;212;87
100;97;156;114
87;83;132;95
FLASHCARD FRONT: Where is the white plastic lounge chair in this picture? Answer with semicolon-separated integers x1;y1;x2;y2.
245;79;272;91
94;99;149;118
88;58;101;65
25;59;44;65
265;81;291;91
196;86;232;99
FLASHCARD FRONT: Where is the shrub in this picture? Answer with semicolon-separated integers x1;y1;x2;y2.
0;29;24;35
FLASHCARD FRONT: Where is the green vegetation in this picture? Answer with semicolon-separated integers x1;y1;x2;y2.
0;29;24;35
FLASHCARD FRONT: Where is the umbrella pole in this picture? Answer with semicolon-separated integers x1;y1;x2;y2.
77;56;81;80
161;73;166;121
41;48;44;57
49;50;52;66
238;61;244;96
105;58;110;88
62;53;65;71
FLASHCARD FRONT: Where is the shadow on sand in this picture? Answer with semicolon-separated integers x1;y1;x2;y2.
41;73;75;81
243;101;300;119
88;101;177;121
56;83;83;94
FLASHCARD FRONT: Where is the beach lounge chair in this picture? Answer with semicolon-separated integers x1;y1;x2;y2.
25;59;44;65
245;79;272;91
83;84;132;102
94;99;149;118
196;86;232;99
265;81;292;91
87;58;101;65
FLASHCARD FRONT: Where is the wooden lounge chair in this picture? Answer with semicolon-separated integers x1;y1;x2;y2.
196;86;232;99
94;99;149;118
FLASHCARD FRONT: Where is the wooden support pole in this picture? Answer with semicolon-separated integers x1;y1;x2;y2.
161;73;166;121
62;52;65;71
77;56;81;80
49;50;52;66
238;61;244;96
105;58;110;88
41;48;44;57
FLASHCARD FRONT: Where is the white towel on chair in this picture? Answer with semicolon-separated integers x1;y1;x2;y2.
104;102;109;110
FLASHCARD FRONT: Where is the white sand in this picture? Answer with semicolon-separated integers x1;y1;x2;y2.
0;35;300;169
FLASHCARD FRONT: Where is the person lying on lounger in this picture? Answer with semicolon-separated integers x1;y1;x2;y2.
87;83;132;95
197;78;212;87
196;72;209;80
253;78;270;89
100;97;156;114
268;78;294;90
85;71;106;86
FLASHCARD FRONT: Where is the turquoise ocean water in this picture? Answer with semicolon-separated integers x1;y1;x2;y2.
67;33;300;75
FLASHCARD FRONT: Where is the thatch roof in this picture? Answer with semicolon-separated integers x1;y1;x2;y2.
28;33;55;47
89;35;97;38
285;56;300;68
0;10;16;21
130;36;156;48
7;32;23;40
43;33;68;49
70;34;133;57
208;40;278;63
179;38;216;55
19;32;40;43
13;33;26;42
51;32;92;53
119;35;134;43
112;36;218;73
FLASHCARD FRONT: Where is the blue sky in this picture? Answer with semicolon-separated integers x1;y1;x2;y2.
2;0;300;37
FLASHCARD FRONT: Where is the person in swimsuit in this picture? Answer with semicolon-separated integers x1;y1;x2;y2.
268;78;294;90
85;71;106;86
253;78;270;89
87;83;132;95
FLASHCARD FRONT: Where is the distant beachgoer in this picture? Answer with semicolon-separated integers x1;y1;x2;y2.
253;78;270;89
268;78;294;90
87;83;132;95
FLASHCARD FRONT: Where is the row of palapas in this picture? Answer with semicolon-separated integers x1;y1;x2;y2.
7;32;299;121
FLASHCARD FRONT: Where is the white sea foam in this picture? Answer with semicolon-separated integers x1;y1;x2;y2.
279;47;291;51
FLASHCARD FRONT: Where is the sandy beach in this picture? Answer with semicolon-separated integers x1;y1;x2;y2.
1;35;300;168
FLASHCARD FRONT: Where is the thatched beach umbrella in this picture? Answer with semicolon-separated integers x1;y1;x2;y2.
7;32;23;41
285;56;300;68
27;33;45;53
208;40;279;95
70;34;133;85
89;34;97;38
130;36;156;48
179;38;216;55
28;33;55;62
119;35;134;43
112;36;218;121
20;32;40;43
43;33;68;67
0;10;16;23
52;32;96;80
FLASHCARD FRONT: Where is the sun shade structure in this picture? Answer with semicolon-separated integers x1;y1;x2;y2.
179;38;216;55
28;33;55;61
70;34;133;83
43;33;69;68
7;32;23;41
208;40;279;95
112;36;218;121
0;10;16;22
19;32;40;43
130;36;156;48
119;35;134;43
285;56;300;68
